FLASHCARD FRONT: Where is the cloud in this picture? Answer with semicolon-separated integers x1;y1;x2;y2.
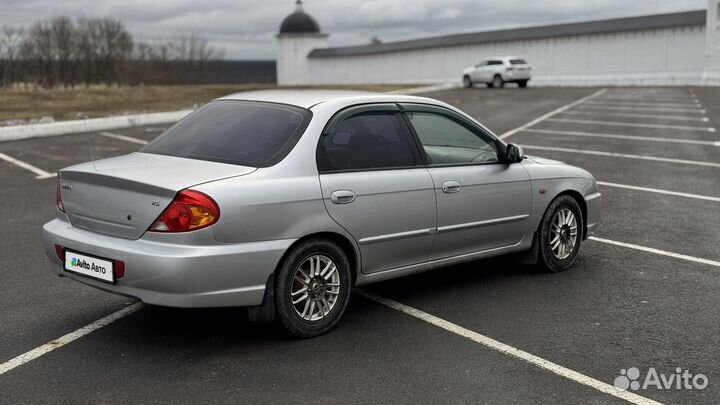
0;0;706;59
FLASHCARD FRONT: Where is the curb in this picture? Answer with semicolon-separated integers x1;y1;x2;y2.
0;110;192;143
386;83;459;95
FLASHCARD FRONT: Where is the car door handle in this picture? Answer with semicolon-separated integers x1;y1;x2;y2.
442;181;462;194
331;190;356;204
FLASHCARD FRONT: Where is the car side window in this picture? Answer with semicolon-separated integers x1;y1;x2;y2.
406;111;499;166
318;111;419;172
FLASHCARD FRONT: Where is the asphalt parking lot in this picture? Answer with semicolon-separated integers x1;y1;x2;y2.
0;86;718;404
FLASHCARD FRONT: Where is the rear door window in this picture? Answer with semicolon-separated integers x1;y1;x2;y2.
142;100;311;167
318;111;419;172
510;59;528;65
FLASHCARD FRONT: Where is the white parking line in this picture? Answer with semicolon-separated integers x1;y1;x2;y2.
589;237;720;268
499;89;607;139
0;303;143;376
143;127;167;133
544;118;716;132
100;132;148;145
560;110;710;122
584;101;701;108
0;152;56;179
596;181;720;203
520;129;720;146
356;289;664;405
597;97;699;104
521;145;720;168
576;105;706;114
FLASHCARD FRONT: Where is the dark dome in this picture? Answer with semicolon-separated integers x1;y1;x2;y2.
279;0;321;34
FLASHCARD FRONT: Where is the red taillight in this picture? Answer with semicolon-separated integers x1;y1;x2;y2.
56;176;65;212
148;189;220;233
54;244;65;261
115;260;125;279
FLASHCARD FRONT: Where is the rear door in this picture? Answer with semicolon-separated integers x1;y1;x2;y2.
317;104;436;274
486;60;504;80
401;104;532;260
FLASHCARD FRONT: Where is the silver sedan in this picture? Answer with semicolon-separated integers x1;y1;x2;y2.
43;90;601;337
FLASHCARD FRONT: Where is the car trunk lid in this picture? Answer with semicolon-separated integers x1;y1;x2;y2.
59;152;256;239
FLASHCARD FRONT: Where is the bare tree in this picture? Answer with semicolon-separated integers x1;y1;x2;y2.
0;25;24;87
77;18;132;85
20;16;79;87
132;34;224;84
4;16;224;87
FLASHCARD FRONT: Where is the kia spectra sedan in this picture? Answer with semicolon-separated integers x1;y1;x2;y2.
44;90;601;337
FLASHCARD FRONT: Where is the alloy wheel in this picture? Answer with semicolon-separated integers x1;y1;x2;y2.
290;254;341;322
549;208;578;260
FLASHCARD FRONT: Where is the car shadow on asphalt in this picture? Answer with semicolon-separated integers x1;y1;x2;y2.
110;254;585;345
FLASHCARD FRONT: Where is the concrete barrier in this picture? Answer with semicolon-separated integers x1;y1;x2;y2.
0;109;192;143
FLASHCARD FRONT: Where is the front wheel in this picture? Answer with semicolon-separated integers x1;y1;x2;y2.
274;239;352;338
537;195;584;272
462;75;473;88
518;80;528;88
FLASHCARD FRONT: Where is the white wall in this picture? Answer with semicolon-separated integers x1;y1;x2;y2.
704;0;720;82
277;34;328;85
303;25;708;86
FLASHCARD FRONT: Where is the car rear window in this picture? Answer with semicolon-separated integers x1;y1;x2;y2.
141;100;311;167
510;59;528;65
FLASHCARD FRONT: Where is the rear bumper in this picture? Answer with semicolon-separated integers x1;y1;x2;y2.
584;191;602;238
503;72;531;81
42;218;294;308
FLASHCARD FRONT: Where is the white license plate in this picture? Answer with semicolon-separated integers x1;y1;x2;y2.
64;250;115;283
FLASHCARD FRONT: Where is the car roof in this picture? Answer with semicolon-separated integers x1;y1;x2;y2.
218;89;444;110
485;56;523;59
219;89;381;109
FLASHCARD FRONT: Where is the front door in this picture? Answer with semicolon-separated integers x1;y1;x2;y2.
402;104;532;260
317;104;436;273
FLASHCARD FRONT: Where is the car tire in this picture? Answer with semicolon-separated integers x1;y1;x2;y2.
274;238;352;338
492;75;504;88
518;80;528;88
462;75;473;88
537;195;584;273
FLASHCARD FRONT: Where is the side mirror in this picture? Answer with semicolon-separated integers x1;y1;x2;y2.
505;144;525;163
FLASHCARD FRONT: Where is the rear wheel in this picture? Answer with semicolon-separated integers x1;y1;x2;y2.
274;238;352;338
492;75;504;88
462;75;473;88
518;80;528;88
537;195;584;272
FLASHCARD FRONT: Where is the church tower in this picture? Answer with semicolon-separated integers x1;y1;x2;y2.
276;0;328;85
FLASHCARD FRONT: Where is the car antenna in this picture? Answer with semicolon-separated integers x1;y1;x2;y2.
88;136;97;172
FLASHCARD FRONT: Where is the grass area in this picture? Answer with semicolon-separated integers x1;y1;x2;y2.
0;83;419;124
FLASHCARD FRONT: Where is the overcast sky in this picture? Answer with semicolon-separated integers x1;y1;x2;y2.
0;0;707;59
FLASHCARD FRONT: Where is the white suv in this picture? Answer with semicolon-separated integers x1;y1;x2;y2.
462;56;531;88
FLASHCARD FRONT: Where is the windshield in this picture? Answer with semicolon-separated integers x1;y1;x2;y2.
141;100;312;167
